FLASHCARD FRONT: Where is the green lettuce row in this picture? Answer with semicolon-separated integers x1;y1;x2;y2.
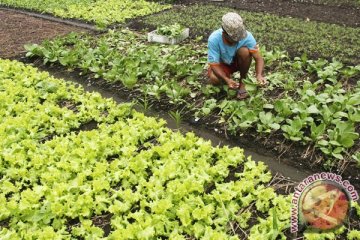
0;120;277;239
0;59;134;184
0;59;284;239
0;0;170;27
1;59;357;239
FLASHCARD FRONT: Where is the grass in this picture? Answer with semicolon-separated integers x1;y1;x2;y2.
142;4;360;65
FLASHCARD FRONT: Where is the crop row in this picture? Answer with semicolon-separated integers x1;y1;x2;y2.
0;59;288;239
24;30;360;171
1;59;360;239
141;4;360;65
0;0;170;27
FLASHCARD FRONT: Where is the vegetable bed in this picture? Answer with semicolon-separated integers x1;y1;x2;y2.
1;0;360;238
24;30;360;179
138;4;360;65
0;0;170;27
1;59;359;239
0;9;88;59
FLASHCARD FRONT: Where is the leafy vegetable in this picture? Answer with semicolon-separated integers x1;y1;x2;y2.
157;23;185;38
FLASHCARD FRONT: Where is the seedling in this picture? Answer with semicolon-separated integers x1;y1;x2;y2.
169;109;183;129
148;24;189;45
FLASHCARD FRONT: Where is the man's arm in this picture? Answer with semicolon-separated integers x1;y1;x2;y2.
210;64;239;89
251;51;267;85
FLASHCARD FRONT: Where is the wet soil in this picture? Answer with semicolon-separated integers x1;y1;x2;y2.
174;0;360;27
0;8;89;59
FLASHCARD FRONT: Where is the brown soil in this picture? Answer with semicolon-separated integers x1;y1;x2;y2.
0;9;88;59
174;0;360;27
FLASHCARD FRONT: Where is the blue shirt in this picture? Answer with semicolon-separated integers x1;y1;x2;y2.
208;28;258;65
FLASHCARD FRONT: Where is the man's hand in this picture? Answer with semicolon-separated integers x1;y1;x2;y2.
252;50;267;87
227;79;240;89
256;75;267;86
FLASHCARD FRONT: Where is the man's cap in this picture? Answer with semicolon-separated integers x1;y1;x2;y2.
221;12;247;42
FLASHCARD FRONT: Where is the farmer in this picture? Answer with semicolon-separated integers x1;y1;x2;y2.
207;12;267;99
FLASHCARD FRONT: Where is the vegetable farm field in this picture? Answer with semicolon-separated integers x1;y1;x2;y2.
0;0;359;239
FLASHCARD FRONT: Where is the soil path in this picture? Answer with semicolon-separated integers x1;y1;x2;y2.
175;0;360;27
0;9;88;59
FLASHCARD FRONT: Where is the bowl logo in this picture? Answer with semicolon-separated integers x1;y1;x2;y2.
300;181;350;230
291;172;358;233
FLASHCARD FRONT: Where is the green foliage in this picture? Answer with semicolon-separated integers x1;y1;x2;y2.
143;4;360;65
0;0;170;27
169;109;183;129
0;59;296;240
348;230;360;240
25;29;360;169
304;226;346;240
248;195;291;240
157;23;185;38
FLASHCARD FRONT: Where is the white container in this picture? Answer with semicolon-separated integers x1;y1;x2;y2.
148;28;189;45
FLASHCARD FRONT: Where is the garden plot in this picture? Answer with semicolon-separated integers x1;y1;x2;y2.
0;0;170;28
173;0;360;27
135;4;360;65
0;59;295;239
0;1;360;239
24;29;360;187
0;59;359;240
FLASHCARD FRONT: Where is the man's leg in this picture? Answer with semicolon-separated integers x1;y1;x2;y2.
236;47;252;80
235;47;252;99
208;68;222;85
207;64;232;86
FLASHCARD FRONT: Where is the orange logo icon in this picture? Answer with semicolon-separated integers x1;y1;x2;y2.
299;181;350;230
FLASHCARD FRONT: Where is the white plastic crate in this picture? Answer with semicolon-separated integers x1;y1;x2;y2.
148;28;189;45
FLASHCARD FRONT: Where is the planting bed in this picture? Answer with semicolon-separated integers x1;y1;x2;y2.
26;57;312;184
0;59;304;239
134;4;360;65
0;58;359;240
0;0;170;27
1;1;360;239
0;9;88;59
174;0;360;27
23;29;360;189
